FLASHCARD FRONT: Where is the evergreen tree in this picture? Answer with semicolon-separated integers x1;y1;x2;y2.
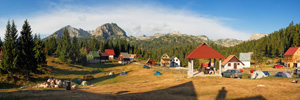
34;34;47;70
0;38;3;47
17;20;36;80
70;36;79;63
46;37;57;55
59;29;71;62
0;21;15;77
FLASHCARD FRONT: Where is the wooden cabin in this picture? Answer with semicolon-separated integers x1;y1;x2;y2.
86;51;100;63
170;56;180;67
160;53;170;67
146;58;155;65
99;52;109;62
105;49;115;60
118;52;130;64
221;55;245;71
284;47;300;68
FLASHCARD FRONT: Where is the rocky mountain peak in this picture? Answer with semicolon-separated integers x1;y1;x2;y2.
249;33;269;41
93;23;127;38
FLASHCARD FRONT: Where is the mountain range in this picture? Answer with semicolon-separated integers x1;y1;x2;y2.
44;23;268;47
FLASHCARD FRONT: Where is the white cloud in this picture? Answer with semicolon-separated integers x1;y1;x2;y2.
0;4;250;40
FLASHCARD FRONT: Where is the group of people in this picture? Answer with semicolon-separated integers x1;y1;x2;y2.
199;62;216;74
42;78;64;88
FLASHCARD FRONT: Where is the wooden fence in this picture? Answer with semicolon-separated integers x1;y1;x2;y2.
148;65;188;74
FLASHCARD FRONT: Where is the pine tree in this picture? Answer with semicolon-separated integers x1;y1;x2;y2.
59;29;71;62
46;37;57;55
0;38;3;47
17;20;36;80
34;34;47;70
0;21;15;77
70;36;79;63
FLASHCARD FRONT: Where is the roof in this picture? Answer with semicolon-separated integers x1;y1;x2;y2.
99;53;109;56
105;49;115;55
120;52;130;58
185;43;226;59
161;53;170;59
89;51;100;57
284;47;300;56
221;55;244;66
239;53;251;61
146;58;155;63
170;56;176;60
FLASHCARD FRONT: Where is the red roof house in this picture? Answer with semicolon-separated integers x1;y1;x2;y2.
105;49;115;55
105;49;115;60
284;47;300;68
221;55;244;70
284;47;300;56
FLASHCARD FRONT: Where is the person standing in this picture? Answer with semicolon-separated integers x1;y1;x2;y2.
250;69;254;79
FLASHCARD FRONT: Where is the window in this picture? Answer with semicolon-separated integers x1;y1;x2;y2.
237;63;240;65
228;63;231;66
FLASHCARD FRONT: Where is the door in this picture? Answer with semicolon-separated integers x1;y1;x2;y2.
294;63;297;68
234;63;237;69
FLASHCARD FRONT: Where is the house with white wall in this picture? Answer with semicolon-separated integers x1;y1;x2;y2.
170;56;180;67
221;55;244;71
239;53;251;68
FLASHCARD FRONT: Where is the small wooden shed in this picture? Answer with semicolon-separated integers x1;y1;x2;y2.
146;58;155;65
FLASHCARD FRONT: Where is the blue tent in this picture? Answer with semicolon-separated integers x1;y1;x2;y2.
263;71;269;76
275;72;292;78
120;71;127;75
154;71;162;75
143;65;150;69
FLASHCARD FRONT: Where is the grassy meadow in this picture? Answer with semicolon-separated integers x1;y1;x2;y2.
1;56;300;100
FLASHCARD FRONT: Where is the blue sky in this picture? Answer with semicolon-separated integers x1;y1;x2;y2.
0;0;299;40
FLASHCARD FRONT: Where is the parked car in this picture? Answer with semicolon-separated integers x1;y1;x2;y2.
83;75;94;80
222;70;242;78
294;68;300;75
273;65;283;68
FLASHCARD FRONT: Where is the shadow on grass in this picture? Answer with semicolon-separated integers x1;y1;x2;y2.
0;82;21;89
216;87;266;100
0;81;197;100
88;71;132;85
85;63;125;69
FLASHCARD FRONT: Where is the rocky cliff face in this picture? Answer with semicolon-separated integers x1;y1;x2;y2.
93;23;127;38
45;25;91;39
249;33;269;41
212;38;243;47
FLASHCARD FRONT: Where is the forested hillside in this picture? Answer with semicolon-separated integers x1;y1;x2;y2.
42;21;300;68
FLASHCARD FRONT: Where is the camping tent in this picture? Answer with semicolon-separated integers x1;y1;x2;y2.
275;72;292;78
74;79;82;85
263;71;270;76
251;70;267;79
120;71;127;75
154;71;162;75
143;65;150;69
81;81;90;86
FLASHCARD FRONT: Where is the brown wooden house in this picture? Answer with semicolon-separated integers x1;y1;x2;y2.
160;53;170;67
99;52;109;62
284;46;300;68
118;52;130;64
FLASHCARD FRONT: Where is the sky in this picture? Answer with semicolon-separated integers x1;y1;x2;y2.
0;0;299;40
